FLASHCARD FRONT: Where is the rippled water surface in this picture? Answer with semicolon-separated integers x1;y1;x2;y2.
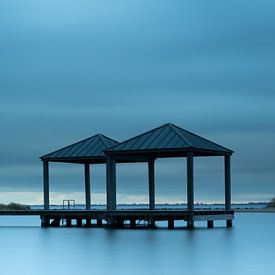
0;213;274;275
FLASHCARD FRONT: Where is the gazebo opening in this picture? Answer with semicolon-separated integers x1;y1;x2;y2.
155;158;187;207
116;163;148;208
49;162;85;207
194;157;224;205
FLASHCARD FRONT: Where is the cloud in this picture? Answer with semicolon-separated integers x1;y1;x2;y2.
0;0;275;202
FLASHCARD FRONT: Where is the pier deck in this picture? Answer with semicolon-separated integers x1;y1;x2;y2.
0;209;234;229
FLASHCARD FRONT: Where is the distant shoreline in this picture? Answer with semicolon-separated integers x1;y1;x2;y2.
1;203;275;213
235;207;275;213
29;203;275;213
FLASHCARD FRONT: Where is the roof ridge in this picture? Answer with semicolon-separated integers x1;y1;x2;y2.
98;134;109;148
99;134;119;145
168;124;193;147
105;123;169;151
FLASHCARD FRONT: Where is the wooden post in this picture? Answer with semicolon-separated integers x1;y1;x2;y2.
225;155;231;210
84;163;91;210
86;218;92;227
168;219;174;229
77;218;82;227
97;219;103;227
66;218;72;227
106;155;116;210
187;220;194;229
148;159;155;210
207;220;214;228
41;215;50;227
187;152;194;211
148;219;155;228
227;219;233;228
130;218;136;227
43;161;49;210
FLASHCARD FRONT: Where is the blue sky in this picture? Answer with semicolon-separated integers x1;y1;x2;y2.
0;0;274;204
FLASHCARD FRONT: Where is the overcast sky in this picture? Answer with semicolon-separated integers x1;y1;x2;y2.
0;0;274;205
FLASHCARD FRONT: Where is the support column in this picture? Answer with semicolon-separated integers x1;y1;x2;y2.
77;218;83;227
86;218;92;227
130;218;136;227
148;158;155;210
224;155;231;210
84;163;91;210
41;215;50;227
207;220;214;228
187;152;194;229
43;161;49;210
97;219;103;227
168;219;174;229
187;152;194;211
227;219;233;228
66;218;72;227
106;155;116;210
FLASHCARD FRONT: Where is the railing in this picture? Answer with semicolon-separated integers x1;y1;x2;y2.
62;200;75;210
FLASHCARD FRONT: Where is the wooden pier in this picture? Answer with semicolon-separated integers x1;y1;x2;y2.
41;209;234;229
0;209;234;229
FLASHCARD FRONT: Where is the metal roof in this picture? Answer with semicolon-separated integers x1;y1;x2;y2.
105;123;233;155
41;134;118;162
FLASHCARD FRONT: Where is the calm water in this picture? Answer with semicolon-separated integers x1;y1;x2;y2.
0;213;274;275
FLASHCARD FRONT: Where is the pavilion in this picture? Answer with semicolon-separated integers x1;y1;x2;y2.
40;123;233;228
104;123;233;213
40;134;119;210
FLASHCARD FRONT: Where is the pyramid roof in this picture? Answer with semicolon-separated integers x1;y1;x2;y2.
41;134;118;163
106;123;232;156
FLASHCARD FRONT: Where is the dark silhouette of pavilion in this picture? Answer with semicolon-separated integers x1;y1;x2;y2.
40;123;233;229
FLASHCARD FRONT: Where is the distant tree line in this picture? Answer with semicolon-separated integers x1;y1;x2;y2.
267;198;275;208
0;203;31;210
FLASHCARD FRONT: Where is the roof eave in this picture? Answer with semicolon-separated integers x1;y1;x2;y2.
105;147;233;157
40;155;107;163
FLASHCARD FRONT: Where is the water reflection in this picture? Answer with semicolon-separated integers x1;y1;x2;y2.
0;214;274;275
